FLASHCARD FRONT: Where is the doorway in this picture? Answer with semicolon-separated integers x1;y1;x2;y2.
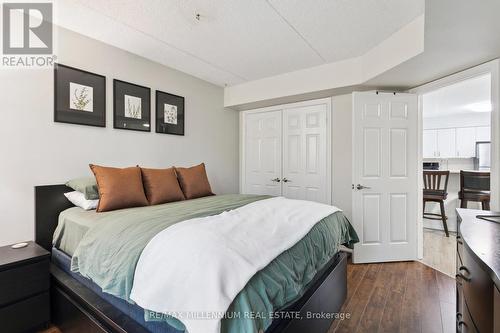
413;63;497;276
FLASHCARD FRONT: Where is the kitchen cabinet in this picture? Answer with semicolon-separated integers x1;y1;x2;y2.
456;127;476;157
475;126;491;141
437;128;456;158
423;126;490;159
423;129;438;158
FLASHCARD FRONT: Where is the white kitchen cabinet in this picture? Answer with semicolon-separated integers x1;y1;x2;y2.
437;128;456;158
423;129;438;158
475;126;491;142
456;127;476;157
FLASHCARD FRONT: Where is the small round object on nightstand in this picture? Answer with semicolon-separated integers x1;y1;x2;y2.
11;242;28;249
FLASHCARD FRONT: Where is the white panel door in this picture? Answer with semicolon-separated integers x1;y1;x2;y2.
352;92;418;263
437;128;456;158
282;103;329;204
244;110;282;196
456;127;476;157
422;129;438;158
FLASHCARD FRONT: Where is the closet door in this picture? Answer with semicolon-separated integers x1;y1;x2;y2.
243;110;282;196
282;103;329;204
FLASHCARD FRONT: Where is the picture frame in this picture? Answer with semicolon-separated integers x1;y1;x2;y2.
113;79;151;132
54;63;106;127
155;90;185;136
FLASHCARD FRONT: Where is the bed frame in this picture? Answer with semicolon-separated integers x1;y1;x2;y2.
35;184;347;333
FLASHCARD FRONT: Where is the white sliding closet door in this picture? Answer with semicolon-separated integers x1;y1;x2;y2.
242;98;331;204
243;110;282;196
282;104;329;204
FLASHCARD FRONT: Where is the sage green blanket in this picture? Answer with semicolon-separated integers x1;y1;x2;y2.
55;194;358;333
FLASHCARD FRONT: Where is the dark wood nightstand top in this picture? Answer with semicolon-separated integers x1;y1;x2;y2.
0;241;50;270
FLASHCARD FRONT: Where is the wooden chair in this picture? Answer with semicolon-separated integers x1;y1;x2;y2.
423;171;450;237
459;171;491;210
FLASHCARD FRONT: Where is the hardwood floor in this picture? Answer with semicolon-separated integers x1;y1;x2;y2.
42;259;455;333
38;326;61;333
329;259;455;333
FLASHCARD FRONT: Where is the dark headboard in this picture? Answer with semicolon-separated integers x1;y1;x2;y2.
35;185;74;251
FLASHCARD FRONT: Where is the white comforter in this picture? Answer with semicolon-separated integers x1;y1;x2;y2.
130;197;340;333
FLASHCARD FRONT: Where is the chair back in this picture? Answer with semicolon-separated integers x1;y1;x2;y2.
423;170;449;193
460;171;490;192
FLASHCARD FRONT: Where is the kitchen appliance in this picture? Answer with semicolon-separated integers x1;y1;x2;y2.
423;162;440;170
474;141;491;170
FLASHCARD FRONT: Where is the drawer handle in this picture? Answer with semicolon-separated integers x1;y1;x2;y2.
458;320;467;327
459;266;471;276
456;273;471;282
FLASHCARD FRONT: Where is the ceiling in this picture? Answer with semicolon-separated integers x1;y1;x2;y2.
54;0;424;86
423;74;491;118
366;0;500;89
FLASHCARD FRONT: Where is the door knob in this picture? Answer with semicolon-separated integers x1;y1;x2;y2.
271;178;281;182
282;178;291;183
356;184;371;190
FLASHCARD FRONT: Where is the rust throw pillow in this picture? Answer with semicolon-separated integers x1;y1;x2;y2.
175;163;214;199
89;164;148;212
141;167;185;205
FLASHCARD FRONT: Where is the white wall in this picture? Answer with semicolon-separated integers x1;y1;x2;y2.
423;112;490;129
331;94;353;220
0;27;239;246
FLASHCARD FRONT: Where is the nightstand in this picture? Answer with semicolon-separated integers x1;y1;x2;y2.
0;241;50;333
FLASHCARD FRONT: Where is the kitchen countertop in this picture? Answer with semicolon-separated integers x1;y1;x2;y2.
457;208;500;290
434;169;490;174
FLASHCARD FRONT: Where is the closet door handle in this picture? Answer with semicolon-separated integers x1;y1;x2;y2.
282;178;291;183
271;178;281;183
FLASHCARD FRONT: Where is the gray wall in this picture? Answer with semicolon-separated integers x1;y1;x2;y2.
0;27;239;246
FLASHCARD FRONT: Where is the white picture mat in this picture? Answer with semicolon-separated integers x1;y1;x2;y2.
69;82;93;112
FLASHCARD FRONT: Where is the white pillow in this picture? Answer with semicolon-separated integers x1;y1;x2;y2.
64;191;99;210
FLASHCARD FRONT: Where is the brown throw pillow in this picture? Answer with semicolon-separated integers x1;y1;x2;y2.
141;167;185;205
90;164;148;212
175;163;214;199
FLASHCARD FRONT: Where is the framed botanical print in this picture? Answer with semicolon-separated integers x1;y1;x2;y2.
54;63;106;127
113;79;151;132
156;90;185;136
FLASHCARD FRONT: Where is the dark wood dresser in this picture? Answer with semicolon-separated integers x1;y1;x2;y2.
456;209;500;333
0;241;50;333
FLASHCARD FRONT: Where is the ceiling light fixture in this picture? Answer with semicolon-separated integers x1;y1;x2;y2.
466;101;492;112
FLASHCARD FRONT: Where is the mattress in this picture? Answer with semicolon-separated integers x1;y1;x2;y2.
53;194;358;333
52;247;181;333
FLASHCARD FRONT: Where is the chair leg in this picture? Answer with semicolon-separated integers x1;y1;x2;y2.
483;200;490;211
423;200;426;215
460;199;467;208
439;201;449;237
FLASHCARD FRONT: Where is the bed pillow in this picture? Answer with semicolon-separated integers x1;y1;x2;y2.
64;191;99;210
66;177;99;200
174;163;214;199
141;167;185;205
90;164;148;212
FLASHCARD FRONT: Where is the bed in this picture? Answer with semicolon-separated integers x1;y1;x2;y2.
35;184;358;333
